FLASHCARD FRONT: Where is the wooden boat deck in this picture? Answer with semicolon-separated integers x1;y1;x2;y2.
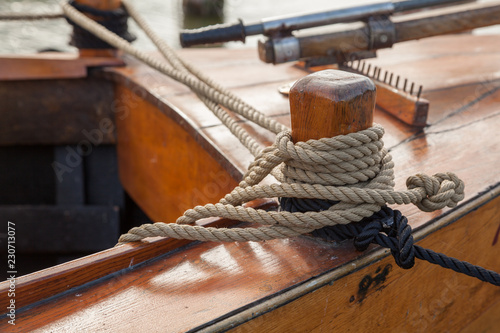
103;33;500;228
1;34;500;332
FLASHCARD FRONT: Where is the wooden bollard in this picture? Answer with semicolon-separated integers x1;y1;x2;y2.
74;0;122;11
280;70;376;215
74;0;123;58
289;70;376;142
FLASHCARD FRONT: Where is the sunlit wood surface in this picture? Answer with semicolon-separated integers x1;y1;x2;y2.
0;34;499;332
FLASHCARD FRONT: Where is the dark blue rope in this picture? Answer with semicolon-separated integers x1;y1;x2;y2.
280;197;500;286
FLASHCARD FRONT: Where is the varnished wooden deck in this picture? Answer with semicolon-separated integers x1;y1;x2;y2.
0;34;499;332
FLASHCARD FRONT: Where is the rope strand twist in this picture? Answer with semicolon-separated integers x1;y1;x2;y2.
59;0;500;287
117;125;465;244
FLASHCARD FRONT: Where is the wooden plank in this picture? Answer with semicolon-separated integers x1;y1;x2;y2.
0;54;124;81
361;36;500;93
114;84;240;222
282;2;500;67
387;87;500;230
0;77;117;146
393;2;500;43
225;193;500;333
0;199;276;312
422;79;500;125
460;299;500;333
2;191;497;332
0;238;192;315
107;35;500;231
0;205;119;253
374;82;429;126
1;34;499;331
0;224;368;332
102;35;500;179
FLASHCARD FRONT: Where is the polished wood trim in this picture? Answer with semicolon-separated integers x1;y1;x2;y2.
460;298;500;333
0;54;124;81
0;199;277;311
375;81;429;127
393;2;500;43
301;65;429;127
223;192;500;332
114;85;240;222
290;70;375;142
1;34;500;331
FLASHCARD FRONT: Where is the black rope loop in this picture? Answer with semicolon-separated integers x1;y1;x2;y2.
280;197;500;286
353;207;415;269
66;0;136;49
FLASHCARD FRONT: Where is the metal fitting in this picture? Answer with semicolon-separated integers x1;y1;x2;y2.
272;36;301;64
367;15;395;50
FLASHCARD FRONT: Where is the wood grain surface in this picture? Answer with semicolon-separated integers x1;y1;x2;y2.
294;2;500;64
289;70;375;142
114;85;239;222
0;54;124;80
0;199;277;312
229;195;500;333
1;34;499;332
373;81;429;126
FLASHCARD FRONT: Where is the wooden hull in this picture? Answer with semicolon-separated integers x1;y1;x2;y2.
1;34;500;331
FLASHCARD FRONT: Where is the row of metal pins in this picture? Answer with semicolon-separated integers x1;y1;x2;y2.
345;60;423;99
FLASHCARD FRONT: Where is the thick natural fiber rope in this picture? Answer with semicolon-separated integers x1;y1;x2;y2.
121;0;265;156
117;126;465;244
62;0;286;159
60;1;465;245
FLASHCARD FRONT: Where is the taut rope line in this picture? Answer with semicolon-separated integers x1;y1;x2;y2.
5;0;495;285
59;0;466;243
117;126;465;243
62;0;286;157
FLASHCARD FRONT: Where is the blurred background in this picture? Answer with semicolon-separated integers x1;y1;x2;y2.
0;0;499;54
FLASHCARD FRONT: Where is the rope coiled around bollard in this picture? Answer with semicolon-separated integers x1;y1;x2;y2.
117;125;465;244
59;0;500;286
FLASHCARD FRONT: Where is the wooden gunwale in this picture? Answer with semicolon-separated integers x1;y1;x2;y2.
0;34;499;331
0;54;125;81
0;199;277;311
96;66;247;181
1;188;497;332
198;185;500;332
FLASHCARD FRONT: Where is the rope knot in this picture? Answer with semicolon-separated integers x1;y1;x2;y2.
406;172;465;212
354;207;415;269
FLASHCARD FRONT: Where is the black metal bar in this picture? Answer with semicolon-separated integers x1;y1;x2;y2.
180;0;466;47
393;0;465;12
